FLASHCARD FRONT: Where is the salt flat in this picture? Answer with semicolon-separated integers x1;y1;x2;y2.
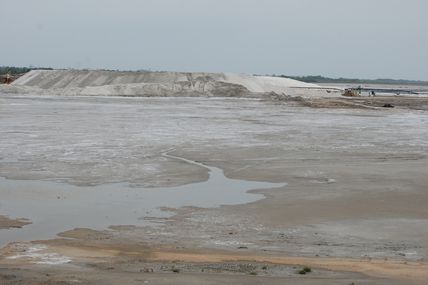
0;92;427;284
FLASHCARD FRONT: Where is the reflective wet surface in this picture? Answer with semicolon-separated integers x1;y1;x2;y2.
0;154;285;246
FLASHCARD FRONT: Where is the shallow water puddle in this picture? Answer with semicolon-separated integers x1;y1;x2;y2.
0;154;286;247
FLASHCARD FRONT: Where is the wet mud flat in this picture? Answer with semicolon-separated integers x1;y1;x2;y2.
0;216;30;230
1;94;428;284
0;155;284;246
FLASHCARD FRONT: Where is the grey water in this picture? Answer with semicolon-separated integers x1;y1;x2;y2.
0;155;286;247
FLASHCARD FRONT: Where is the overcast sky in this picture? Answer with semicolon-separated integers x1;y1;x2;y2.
1;0;427;80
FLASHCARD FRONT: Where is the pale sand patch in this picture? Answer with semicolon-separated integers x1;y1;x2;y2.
4;244;70;265
11;242;424;283
151;251;428;282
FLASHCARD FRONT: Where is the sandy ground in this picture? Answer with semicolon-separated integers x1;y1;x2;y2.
1;93;428;284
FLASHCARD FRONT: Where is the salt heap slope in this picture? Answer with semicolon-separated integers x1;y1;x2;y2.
11;69;326;97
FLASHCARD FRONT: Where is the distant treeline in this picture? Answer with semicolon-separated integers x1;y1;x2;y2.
0;66;53;76
273;75;428;86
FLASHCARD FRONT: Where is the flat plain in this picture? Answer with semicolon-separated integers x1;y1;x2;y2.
1;90;428;284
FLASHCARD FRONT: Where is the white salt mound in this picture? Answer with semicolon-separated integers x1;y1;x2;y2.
9;70;340;97
223;73;319;93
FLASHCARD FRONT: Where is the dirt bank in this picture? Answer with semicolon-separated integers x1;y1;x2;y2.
1;239;425;285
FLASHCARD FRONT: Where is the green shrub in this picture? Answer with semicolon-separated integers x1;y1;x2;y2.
297;266;312;275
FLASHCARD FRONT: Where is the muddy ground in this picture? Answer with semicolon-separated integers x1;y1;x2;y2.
0;216;30;230
302;95;428;110
1;94;428;284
